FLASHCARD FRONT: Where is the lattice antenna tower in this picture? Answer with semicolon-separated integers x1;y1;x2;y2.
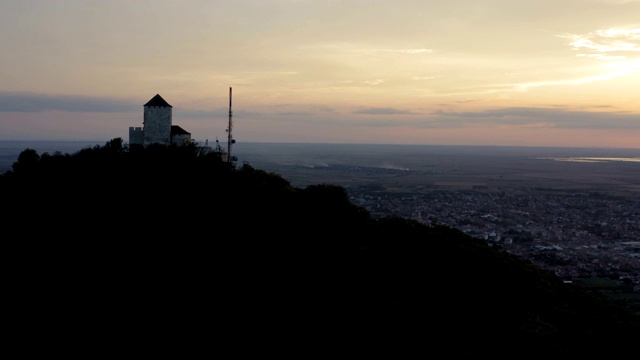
226;86;236;164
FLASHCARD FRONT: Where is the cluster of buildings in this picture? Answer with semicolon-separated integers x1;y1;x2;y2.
349;189;640;289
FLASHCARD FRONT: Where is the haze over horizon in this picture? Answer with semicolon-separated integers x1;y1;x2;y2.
1;1;639;149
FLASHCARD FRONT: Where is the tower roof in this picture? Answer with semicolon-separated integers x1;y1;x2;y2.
171;125;190;135
144;94;172;108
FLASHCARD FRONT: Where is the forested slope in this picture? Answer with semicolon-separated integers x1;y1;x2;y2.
2;138;639;356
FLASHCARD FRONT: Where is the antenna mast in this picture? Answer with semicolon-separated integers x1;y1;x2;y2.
227;86;234;164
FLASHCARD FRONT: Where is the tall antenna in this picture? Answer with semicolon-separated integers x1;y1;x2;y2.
226;86;234;164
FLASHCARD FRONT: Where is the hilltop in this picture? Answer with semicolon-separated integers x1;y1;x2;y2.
2;138;639;356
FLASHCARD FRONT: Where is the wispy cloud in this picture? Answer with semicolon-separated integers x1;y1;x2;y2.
174;108;225;118
432;107;639;129
374;48;434;54
302;43;434;56
0;91;244;122
503;70;639;91
0;92;138;113
467;27;640;95
413;76;438;80
559;27;640;59
354;107;416;115
340;79;387;86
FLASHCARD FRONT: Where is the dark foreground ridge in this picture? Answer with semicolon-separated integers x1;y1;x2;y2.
3;138;639;356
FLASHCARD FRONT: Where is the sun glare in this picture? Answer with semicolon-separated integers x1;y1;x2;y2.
604;58;640;73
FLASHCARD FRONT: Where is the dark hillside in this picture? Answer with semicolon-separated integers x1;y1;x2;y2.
2;138;639;356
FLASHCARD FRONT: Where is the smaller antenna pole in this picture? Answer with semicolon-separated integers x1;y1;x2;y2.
227;87;233;163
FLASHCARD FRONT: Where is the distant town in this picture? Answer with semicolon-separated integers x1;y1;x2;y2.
349;188;640;290
229;142;640;293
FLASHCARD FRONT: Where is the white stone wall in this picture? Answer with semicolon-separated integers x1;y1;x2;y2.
143;106;172;146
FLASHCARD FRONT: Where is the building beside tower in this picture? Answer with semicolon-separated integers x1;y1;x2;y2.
129;94;191;147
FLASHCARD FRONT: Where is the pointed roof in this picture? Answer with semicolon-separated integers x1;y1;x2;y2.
144;94;172;108
171;125;190;135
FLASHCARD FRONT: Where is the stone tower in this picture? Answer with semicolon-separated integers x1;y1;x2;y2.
142;94;173;146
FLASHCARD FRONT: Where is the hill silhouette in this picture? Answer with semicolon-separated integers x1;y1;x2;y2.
2;138;639;356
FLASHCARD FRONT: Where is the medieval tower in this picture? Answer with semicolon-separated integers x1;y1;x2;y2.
142;94;172;146
129;94;191;146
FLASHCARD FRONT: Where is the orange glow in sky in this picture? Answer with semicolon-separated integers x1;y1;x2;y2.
1;0;639;148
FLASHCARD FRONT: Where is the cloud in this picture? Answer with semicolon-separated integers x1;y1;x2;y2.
354;107;416;115
559;27;640;59
465;27;640;96
485;69;639;94
174;108;225;118
597;1;640;3
341;79;387;86
432;107;640;129
374;48;434;54
276;111;315;117
0;92;138;113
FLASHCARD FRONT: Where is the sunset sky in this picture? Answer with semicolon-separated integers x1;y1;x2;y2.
1;0;639;148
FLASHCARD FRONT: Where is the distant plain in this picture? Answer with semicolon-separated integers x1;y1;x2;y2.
233;143;640;199
2;141;640;199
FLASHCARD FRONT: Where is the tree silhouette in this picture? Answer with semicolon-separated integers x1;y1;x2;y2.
1;138;639;357
11;148;40;174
